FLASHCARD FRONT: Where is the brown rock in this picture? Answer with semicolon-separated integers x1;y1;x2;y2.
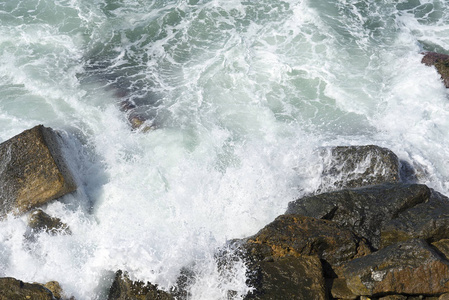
28;209;71;235
43;281;64;299
0;125;76;217
421;52;449;88
0;277;54;299
327;278;357;299
243;214;370;269
318;145;400;191
244;255;326;300
440;293;449;300
342;239;449;296
108;270;174;300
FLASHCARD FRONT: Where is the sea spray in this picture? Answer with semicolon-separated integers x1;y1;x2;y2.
1;0;449;299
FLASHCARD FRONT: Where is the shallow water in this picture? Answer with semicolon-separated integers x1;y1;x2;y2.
0;0;449;299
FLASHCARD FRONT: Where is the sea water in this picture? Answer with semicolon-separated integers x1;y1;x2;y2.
0;0;449;299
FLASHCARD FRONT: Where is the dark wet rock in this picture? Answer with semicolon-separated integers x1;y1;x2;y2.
241;214;370;271
108;270;174;300
244;255;326;300
286;183;430;249
327;278;358;299
28;209;71;235
381;190;449;248
341;239;449;296
0;277;55;299
0;125;77;217
318;145;400;191
422;52;449;88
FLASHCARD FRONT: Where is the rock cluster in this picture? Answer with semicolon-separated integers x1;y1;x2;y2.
3;118;449;299
230;144;449;299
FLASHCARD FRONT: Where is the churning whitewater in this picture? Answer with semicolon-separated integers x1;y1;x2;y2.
1;0;449;298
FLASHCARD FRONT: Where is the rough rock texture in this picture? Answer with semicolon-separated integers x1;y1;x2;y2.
242;214;370;269
327;278;358;299
0;125;76;217
341;239;449;296
244;255;327;300
422;52;449;88
28;209;71;235
319;145;400;191
381;190;449;248
286;183;430;249
42;281;71;300
0;277;55;300
108;270;174;300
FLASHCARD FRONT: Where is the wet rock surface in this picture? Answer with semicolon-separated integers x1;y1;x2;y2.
108;270;174;300
27;209;71;235
341;239;449;296
0;277;55;300
0;125;76;217
286;183;431;249
422;52;449;88
319;145;400;191
244;255;327;300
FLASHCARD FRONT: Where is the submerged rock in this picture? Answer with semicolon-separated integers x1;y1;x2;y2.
341;239;449;296
286;183;430;249
28;209;71;235
318;145;400;191
108;270;174;300
422;52;449;88
0;125;77;217
0;277;55;299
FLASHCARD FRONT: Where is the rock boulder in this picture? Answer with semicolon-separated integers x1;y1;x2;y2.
318;145;400;191
0;125;76;217
422;52;449;88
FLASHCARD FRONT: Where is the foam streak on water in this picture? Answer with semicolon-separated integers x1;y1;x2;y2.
0;0;449;299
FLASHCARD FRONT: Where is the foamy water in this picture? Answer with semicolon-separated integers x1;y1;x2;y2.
1;0;449;299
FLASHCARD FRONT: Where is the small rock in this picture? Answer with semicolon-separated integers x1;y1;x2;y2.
0;277;54;299
318;145;400;191
421;52;449;88
108;270;174;300
286;183;430;249
341;239;449;296
28;209;71;235
0;125;76;217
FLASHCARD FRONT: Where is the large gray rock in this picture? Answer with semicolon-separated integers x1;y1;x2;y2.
381;190;449;248
422;52;449;88
0;125;76;217
319;145;400;191
286;183;430;249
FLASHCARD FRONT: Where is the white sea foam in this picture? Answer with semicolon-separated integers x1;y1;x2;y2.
0;0;449;299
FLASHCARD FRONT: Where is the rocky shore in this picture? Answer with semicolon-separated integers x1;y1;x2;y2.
2;51;449;299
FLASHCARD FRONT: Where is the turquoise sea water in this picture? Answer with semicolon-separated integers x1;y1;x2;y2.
1;0;449;298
